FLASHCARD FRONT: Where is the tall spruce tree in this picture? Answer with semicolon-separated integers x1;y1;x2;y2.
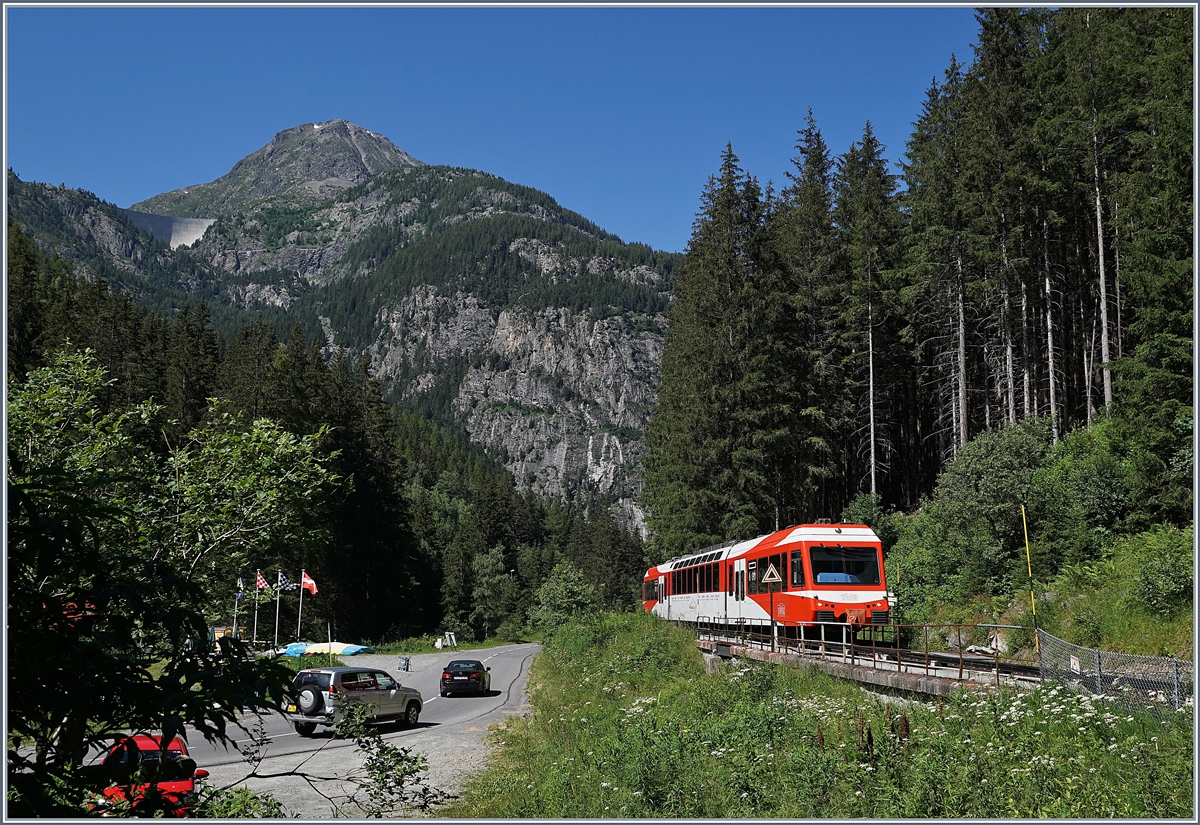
831;123;906;499
767;111;840;521
642;144;769;558
219;315;280;421
165;301;219;433
904;58;977;458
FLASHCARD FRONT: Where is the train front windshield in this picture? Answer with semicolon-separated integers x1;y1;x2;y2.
809;545;881;585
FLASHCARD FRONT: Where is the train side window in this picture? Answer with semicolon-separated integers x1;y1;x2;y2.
764;552;785;592
727;564;734;596
790;548;805;587
747;560;758;595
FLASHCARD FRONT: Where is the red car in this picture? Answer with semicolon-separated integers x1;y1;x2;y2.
89;735;209;817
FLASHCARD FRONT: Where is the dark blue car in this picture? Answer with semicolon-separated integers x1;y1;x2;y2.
440;659;491;696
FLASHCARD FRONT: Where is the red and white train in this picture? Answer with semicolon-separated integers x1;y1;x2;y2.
643;523;893;634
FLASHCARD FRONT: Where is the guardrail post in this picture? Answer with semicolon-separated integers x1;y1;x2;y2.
957;624;964;681
1174;658;1181;710
994;649;1000;686
1094;650;1103;695
924;625;930;677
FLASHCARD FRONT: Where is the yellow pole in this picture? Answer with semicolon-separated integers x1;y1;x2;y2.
1022;505;1039;654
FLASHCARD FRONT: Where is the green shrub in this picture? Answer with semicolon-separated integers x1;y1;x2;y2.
1130;525;1194;616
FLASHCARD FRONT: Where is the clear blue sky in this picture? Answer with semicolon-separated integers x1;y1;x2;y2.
5;5;981;253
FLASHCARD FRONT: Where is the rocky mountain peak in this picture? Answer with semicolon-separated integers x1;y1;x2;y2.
130;120;424;218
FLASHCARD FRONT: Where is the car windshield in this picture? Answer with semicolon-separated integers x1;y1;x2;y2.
447;661;481;670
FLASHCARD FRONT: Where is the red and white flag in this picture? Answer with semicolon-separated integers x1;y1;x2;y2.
301;571;319;595
256;572;270;590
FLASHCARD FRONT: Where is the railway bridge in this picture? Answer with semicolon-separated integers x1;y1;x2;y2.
689;619;1193;717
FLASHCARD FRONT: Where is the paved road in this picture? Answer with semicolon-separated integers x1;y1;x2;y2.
188;643;539;817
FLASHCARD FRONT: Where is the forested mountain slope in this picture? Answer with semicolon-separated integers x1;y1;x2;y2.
8;122;681;531
8;222;648;644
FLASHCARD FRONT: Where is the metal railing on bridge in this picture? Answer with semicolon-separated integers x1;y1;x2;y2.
689;616;1041;688
683;617;1195;716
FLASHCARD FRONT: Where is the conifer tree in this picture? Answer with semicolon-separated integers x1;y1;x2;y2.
766;111;840;521
165;301;219;432
904;58;977;457
642;144;769;557
220;315;280;421
831;123;905;499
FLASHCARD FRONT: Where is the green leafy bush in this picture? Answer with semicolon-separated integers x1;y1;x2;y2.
1130;525;1194;616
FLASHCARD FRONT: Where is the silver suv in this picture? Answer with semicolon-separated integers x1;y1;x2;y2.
283;667;422;736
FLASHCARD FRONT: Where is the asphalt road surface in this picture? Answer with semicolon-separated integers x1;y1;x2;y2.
186;642;540;817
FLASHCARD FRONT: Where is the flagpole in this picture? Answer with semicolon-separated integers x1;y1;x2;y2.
296;569;305;641
274;571;282;649
253;569;261;645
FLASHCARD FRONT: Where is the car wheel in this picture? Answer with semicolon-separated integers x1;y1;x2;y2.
297;686;323;717
404;701;420;727
294;721;317;737
440;691;447;698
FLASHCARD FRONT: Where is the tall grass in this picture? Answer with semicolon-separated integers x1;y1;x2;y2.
441;611;1193;818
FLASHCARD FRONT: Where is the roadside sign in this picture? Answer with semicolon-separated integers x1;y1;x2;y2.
761;563;782;584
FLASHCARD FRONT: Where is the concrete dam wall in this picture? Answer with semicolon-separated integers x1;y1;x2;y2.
122;209;215;249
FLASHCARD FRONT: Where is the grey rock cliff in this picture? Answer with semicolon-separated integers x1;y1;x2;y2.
368;286;666;534
11;123;677;533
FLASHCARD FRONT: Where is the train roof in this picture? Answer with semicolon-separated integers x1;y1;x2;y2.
648;523;880;572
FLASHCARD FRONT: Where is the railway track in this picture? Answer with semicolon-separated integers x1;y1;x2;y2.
698;628;1044;688
692;622;1193;718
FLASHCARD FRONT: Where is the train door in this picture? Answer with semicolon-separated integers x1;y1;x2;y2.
665;569;671;621
659;574;666;619
733;557;746;627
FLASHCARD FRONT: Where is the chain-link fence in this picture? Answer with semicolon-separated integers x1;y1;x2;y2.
1038;629;1193;718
